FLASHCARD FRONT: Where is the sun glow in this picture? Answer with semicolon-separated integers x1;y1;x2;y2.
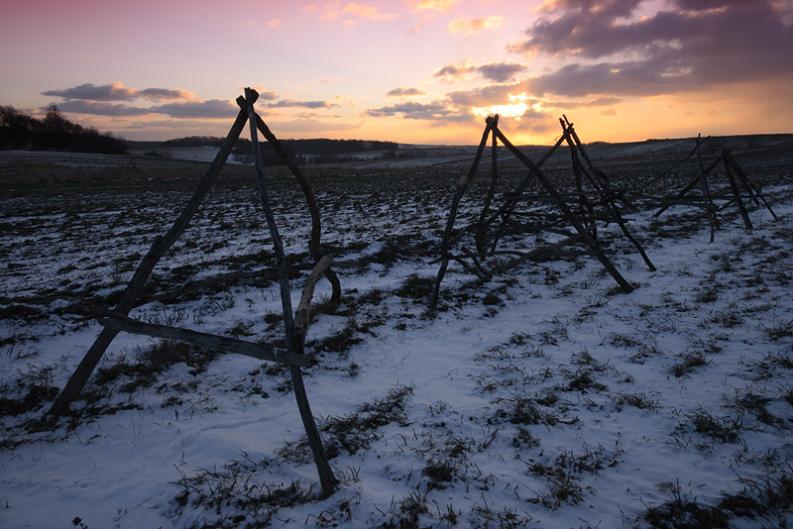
472;93;544;120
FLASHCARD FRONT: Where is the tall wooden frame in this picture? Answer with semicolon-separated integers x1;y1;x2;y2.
48;88;339;497
653;143;778;240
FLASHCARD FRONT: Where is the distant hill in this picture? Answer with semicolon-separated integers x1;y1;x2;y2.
0;105;126;155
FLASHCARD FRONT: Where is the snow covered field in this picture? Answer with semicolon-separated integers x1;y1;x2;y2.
1;154;792;528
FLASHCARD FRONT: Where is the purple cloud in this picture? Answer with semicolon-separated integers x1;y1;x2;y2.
477;63;528;83
150;99;238;118
52;100;151;116
51;99;238;119
43;82;138;102
386;87;425;97
367;100;470;121
266;99;337;109
434;62;527;82
43;82;194;102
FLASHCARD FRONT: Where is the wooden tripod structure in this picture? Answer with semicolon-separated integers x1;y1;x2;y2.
653;136;778;241
430;115;644;309
558;115;655;272
48;88;340;497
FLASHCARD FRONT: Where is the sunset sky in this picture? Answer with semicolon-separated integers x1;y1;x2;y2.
2;0;792;144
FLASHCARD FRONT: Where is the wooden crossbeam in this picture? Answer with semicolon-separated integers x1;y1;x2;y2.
97;313;310;368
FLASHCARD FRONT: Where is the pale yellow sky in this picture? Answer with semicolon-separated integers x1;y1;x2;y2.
2;0;791;144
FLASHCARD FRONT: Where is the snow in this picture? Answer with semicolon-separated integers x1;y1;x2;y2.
1;171;792;528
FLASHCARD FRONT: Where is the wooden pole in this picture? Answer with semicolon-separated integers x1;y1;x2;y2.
48;101;253;418
494;127;634;293
476;115;500;257
244;88;336;497
430;118;493;309
695;135;719;243
482;129;569;229
563;119;598;241
722;151;753;230
561;115;635;210
237;101;342;303
722;151;778;221
561;115;608;186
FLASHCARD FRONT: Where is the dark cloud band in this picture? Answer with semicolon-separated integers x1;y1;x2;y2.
43;82;193;102
509;0;793;97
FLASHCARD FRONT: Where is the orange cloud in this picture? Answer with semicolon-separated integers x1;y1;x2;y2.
447;15;503;35
411;0;457;12
343;2;399;20
304;2;399;23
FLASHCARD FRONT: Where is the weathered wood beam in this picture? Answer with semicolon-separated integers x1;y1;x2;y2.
97;313;309;367
430;117;493;309
722;151;753;230
562;120;655;271
563;119;598;242
695;136;719;242
722;151;778;221
476;115;500;257
483;128;573;256
294;255;333;345
482;129;570;229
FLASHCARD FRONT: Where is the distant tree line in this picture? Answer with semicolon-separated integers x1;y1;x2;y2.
162;136;224;147
272;138;398;156
242;138;400;165
162;135;395;156
0;105;126;154
157;135;398;165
